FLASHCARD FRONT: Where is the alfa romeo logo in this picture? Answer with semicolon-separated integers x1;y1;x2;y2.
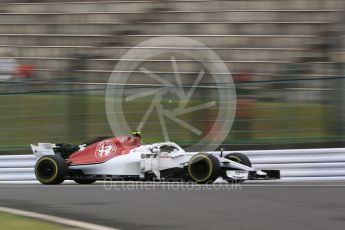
106;37;236;151
95;140;117;158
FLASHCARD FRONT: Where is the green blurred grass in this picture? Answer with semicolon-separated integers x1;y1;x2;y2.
0;212;77;230
0;93;335;148
252;102;331;139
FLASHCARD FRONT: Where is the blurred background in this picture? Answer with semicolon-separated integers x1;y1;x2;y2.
1;0;345;154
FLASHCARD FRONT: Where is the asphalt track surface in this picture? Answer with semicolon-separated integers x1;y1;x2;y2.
1;182;345;230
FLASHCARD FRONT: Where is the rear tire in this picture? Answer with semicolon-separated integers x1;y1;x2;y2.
35;155;67;185
74;179;96;184
187;153;220;184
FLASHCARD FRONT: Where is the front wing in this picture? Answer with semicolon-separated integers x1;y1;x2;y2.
225;169;280;181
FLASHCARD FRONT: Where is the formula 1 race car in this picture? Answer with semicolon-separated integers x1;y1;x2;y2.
31;132;280;185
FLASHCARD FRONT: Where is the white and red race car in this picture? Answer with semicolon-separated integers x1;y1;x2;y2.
31;133;280;185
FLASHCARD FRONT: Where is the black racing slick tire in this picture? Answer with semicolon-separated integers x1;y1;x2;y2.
224;152;252;167
35;155;67;185
224;152;251;183
74;179;97;184
187;153;220;184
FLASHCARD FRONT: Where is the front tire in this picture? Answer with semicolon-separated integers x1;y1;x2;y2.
224;152;251;183
187;153;220;184
224;152;251;167
35;155;67;185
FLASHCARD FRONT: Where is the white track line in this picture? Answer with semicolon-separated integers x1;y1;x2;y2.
0;207;118;230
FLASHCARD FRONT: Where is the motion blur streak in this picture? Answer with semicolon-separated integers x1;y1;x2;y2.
0;0;344;152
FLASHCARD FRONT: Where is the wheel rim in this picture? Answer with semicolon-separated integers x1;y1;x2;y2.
188;156;213;182
229;156;242;163
36;159;57;182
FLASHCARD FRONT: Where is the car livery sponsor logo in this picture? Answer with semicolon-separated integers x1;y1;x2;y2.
95;140;117;158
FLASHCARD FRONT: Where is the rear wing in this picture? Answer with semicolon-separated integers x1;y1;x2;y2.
30;143;56;159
